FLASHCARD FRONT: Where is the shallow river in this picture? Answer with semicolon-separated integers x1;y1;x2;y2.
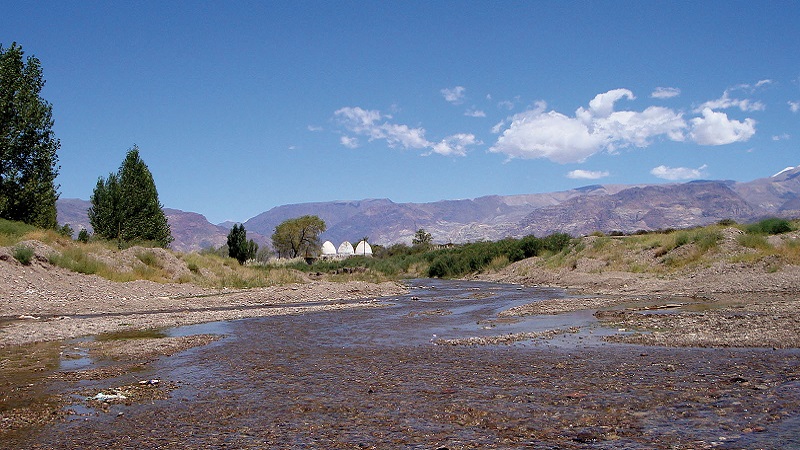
16;279;800;448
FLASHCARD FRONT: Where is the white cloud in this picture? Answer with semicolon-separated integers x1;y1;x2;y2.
579;88;635;119
334;106;429;150
772;133;791;141
755;79;773;88
498;98;518;110
566;169;610;180
491;108;603;163
697;82;769;112
307;125;323;132
441;86;466;104
490;90;686;163
689;108;756;145
340;136;359;149
491;120;505;134
464;107;486;118
790;101;800;113
651;87;681;99
592;106;687;150
651;164;708;180
334;106;475;156
697;91;765;112
430;133;478;157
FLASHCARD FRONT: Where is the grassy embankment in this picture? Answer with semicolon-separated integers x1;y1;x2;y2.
2;217;798;287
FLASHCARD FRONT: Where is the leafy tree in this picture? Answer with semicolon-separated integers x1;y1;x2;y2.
77;228;90;243
412;228;432;247
271;215;326;258
88;146;173;248
58;223;74;238
227;223;258;264
0;42;60;228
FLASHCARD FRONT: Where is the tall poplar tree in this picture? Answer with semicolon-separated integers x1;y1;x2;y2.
227;223;258;264
0;42;60;228
89;146;173;248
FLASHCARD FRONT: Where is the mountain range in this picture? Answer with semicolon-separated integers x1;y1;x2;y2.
57;165;800;253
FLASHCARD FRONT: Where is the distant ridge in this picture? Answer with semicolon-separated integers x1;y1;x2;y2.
57;166;800;252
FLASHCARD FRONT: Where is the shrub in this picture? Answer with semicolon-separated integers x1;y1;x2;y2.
542;233;572;253
13;245;34;265
737;234;772;250
49;247;104;274
136;250;163;268
746;218;793;235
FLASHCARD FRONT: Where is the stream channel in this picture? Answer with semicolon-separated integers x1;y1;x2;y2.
16;279;800;448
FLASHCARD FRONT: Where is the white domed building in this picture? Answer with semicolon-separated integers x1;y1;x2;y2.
321;241;337;258
355;240;373;256
337;241;354;257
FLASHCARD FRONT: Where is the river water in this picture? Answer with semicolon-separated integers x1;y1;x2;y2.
17;279;800;449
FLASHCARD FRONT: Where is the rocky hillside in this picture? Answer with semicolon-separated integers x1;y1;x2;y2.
57;165;800;251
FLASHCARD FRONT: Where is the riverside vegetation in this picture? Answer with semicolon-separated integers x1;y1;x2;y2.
1;217;799;288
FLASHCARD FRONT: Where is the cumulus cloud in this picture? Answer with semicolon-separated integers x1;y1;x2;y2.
790;101;800;113
651;164;708;181
566;169;610;180
578;88;635;118
335;106;477;156
490;90;687;163
491;107;603;163
464;107;486;118
430;134;478;157
651;87;681;99
689;108;756;145
441;86;466;104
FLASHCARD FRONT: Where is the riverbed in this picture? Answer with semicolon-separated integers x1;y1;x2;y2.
5;279;800;449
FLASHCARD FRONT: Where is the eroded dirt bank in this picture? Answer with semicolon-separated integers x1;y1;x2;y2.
0;258;405;346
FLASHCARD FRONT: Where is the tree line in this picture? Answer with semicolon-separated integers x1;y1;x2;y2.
1;42;174;248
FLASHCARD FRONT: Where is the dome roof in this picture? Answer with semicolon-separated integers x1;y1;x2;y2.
355;240;373;256
337;241;354;255
321;241;337;255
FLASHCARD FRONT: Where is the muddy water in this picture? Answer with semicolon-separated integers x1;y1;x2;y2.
12;279;800;449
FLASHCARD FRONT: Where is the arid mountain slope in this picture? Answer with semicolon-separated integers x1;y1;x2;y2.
57;166;800;250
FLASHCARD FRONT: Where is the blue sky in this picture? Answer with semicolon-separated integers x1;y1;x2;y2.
2;1;799;224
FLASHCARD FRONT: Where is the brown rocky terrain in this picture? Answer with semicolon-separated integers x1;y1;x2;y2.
0;242;405;347
477;228;800;348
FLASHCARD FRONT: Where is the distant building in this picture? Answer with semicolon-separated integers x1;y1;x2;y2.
337;241;355;256
321;241;337;258
355;240;373;256
319;240;373;259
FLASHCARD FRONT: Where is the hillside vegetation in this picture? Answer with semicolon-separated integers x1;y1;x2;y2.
2;217;798;287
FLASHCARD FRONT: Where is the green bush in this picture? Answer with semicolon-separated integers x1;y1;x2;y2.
13;245;35;265
746;218;793;235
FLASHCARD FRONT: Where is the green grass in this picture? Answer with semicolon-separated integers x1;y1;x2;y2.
12;245;35;265
49;246;105;274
